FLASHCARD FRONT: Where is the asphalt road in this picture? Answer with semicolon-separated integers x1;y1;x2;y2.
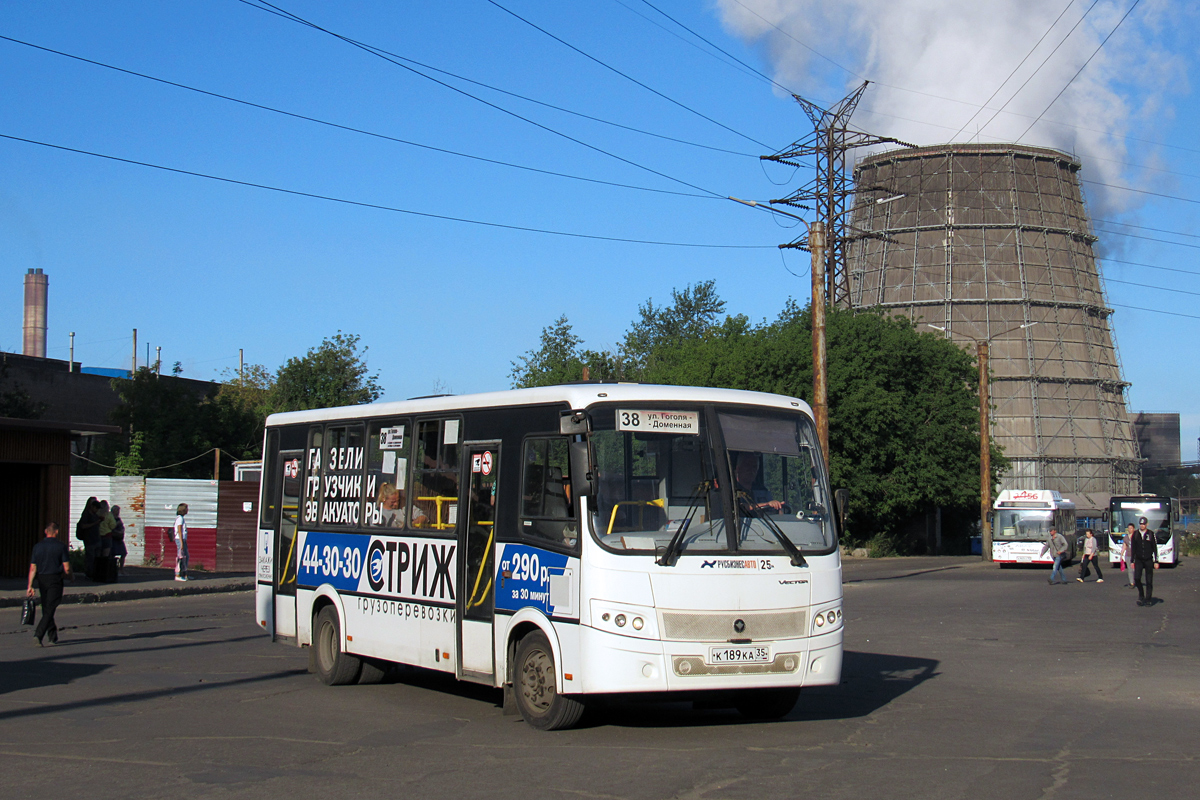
1;557;1195;800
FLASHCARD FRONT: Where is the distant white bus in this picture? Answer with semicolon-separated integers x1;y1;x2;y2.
991;489;1077;565
1108;495;1181;567
255;384;843;729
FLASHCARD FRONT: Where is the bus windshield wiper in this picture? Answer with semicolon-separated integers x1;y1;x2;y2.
657;480;712;567
738;494;807;567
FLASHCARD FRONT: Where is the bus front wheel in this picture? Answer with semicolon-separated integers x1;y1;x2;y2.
735;687;800;720
313;606;363;686
513;631;585;731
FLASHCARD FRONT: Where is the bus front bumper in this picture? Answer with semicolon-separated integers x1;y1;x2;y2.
576;623;843;694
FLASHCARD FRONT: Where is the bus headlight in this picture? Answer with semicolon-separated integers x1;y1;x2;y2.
812;604;843;634
615;614;627;628
632;616;644;630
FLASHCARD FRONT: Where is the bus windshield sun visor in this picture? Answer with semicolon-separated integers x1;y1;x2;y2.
718;413;803;455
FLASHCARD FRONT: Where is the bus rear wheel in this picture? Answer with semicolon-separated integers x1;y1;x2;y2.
735;687;800;721
514;631;584;731
313;606;363;686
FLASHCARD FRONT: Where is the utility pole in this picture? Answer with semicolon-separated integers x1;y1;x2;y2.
214;448;221;481
978;341;992;562
810;222;829;464
156;346;162;378
69;332;75;372
761;82;913;308
131;328;137;373
239;349;244;385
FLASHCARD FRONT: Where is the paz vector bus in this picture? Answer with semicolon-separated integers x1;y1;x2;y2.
255;384;844;730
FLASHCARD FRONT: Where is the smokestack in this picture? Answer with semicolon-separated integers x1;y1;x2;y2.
22;268;48;359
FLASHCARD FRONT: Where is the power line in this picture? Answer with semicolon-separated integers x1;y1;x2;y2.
238;0;727;199
0;132;773;249
1098;256;1200;278
974;0;1104;139
482;0;772;149
0;34;713;200
1110;303;1200;321
1082;178;1200;206
1094;226;1200;250
636;0;795;97
1105;277;1200;297
1017;0;1143;140
725;0;1200;159
1094;219;1200;240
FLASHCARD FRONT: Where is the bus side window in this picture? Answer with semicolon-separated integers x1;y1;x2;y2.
411;418;460;530
365;419;410;529
521;437;577;547
321;424;365;527
302;426;324;527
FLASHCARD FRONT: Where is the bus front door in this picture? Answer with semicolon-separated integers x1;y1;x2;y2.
274;449;303;639
458;443;499;682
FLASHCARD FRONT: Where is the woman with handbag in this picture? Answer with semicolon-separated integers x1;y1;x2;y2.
173;503;189;581
26;522;71;646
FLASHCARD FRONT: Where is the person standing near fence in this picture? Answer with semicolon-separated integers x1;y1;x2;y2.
110;505;128;574
75;497;101;579
26;523;70;646
173;503;189;581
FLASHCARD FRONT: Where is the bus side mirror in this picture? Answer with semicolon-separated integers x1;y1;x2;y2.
986;511;994;523
1101;510;1109;523
569;440;594;497
560;411;589;435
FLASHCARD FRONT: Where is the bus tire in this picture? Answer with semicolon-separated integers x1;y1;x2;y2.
313;606;362;686
358;658;388;685
735;687;800;720
513;631;584;731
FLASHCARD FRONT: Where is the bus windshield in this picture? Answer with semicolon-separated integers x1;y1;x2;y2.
589;406;834;556
994;508;1054;540
1111;500;1170;536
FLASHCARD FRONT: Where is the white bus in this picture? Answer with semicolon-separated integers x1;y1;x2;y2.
255;384;843;729
991;489;1077;565
1108;495;1182;567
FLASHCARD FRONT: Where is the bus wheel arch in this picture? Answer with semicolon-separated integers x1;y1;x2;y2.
312;604;363;686
511;627;584;731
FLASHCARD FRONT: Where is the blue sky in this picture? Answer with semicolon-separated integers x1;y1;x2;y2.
0;1;1196;455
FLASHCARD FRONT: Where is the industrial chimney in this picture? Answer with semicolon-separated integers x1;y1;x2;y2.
23;268;48;359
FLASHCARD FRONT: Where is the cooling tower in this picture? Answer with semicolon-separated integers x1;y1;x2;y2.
845;143;1139;507
22;268;48;359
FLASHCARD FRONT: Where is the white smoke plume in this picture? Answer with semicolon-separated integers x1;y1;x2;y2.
715;0;1187;218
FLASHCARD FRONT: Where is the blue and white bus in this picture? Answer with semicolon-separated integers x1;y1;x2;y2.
255;384;843;729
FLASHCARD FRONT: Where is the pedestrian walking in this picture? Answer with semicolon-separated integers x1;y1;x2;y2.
1041;527;1069;584
173;503;189;581
1121;523;1136;588
1077;529;1103;583
75;496;102;579
110;505;128;573
1129;516;1159;606
26;523;71;646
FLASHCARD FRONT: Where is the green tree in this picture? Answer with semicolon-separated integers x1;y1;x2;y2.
106;368;264;478
514;288;1009;551
271;332;381;411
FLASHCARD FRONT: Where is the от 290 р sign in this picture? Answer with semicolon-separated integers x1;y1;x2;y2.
296;531;456;602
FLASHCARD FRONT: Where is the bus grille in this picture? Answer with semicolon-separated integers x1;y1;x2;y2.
659;609;807;641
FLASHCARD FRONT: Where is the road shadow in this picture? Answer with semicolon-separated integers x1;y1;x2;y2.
50;627;218;647
375;650;938;730
582;650;938;729
0;657;112;695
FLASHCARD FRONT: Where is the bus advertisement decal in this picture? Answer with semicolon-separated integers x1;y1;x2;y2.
297;531;456;602
495;543;572;617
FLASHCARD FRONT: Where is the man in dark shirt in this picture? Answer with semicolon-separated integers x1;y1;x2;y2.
26;523;71;646
1130;516;1160;607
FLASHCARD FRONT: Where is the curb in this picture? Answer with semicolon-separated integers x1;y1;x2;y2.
0;580;254;608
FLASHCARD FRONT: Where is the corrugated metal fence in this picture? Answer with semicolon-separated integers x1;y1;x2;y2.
69;477;258;572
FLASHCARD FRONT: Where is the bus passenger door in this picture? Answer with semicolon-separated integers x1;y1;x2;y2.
274;449;303;639
458;443;499;682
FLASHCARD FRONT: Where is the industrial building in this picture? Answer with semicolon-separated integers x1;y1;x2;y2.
845;143;1141;512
